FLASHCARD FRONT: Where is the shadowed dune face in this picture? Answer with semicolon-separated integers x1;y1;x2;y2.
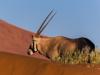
0;20;48;60
0;52;100;75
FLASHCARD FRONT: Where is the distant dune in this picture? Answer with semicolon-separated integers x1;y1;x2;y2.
96;48;100;52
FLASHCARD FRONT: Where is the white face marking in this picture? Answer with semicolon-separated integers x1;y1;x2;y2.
33;39;39;52
34;41;38;52
33;37;43;52
28;49;33;55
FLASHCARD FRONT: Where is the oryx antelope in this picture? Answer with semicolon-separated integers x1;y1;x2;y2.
27;10;95;63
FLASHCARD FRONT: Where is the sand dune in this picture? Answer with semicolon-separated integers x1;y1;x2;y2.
0;20;48;60
0;20;100;75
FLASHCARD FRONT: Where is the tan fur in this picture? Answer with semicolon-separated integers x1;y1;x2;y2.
32;35;77;61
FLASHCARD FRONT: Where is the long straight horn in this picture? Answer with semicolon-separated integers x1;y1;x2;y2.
39;12;56;34
36;10;55;35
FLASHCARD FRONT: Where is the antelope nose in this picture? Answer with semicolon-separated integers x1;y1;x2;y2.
27;49;34;55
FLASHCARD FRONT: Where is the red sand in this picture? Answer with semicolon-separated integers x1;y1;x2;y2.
0;20;48;60
0;20;100;75
1;51;100;75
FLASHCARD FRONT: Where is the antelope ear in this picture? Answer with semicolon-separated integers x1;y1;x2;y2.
32;34;34;37
32;35;34;39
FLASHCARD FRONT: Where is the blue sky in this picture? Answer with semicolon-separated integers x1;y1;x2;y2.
0;0;100;48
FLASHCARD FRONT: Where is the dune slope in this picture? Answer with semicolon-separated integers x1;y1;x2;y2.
0;20;100;75
0;20;48;60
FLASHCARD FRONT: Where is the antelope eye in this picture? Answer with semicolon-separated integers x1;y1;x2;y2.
32;39;36;41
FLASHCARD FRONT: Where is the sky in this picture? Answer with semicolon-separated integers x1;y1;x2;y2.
0;0;100;48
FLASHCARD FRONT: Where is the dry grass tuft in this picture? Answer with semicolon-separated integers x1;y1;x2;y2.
54;49;98;64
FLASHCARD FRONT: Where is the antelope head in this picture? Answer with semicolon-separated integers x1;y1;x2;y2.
27;10;56;55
